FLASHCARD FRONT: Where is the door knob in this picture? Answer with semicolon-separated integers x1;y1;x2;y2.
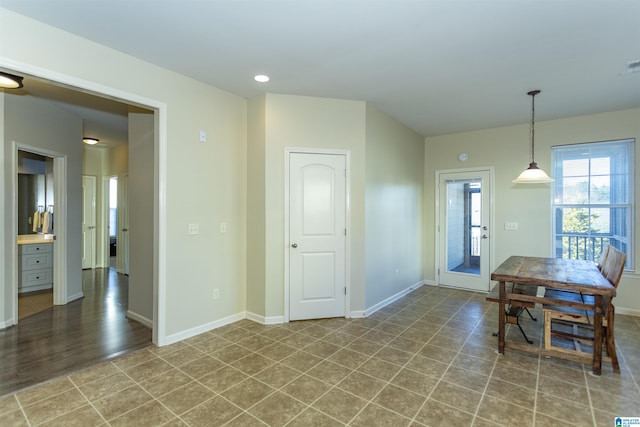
482;235;488;239
291;243;298;248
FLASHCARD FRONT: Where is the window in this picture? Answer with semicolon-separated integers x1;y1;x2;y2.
552;139;634;269
109;177;118;238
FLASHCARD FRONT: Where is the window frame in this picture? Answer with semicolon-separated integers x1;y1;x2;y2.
551;139;635;270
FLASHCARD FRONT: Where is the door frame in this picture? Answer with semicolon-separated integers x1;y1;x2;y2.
82;175;97;270
1;58;166;344
435;166;495;291
11;143;68;323
283;147;351;323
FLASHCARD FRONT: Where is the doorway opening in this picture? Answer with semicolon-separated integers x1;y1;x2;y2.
109;176;118;269
437;168;493;292
449;181;481;275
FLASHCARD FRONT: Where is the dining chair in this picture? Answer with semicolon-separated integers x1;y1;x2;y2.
542;245;625;372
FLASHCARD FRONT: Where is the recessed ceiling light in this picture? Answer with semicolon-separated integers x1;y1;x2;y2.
254;74;270;83
83;137;99;145
0;71;24;89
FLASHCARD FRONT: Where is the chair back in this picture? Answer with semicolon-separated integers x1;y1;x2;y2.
597;245;611;272
601;246;626;288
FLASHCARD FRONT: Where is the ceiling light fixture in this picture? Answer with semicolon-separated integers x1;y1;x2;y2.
0;71;24;89
254;74;270;83
83;137;99;145
512;90;553;184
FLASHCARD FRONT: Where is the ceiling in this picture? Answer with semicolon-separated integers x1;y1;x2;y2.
1;0;639;142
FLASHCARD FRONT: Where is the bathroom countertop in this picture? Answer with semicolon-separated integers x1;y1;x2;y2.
17;234;55;245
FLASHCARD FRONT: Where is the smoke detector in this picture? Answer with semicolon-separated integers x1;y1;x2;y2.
621;59;640;75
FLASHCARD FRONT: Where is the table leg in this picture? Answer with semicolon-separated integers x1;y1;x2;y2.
498;280;505;354
592;294;603;375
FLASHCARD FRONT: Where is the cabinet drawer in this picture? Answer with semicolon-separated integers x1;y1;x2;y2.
20;253;53;270
19;268;53;287
20;243;53;255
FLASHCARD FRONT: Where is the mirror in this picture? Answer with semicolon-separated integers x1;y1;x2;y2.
17;150;54;235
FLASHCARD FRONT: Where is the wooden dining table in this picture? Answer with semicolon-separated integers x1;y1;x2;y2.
491;256;616;375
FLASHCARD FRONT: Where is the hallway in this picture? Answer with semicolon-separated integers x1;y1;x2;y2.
0;268;152;396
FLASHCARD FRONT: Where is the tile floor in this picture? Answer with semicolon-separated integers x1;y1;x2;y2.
1;285;638;426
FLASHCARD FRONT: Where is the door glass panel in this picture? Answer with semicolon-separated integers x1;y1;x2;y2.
446;179;481;275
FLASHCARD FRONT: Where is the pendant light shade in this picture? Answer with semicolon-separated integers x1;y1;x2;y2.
513;90;553;184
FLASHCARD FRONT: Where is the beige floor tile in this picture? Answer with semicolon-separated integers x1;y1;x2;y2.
253;363;301;389
0;409;29;427
177;355;224;380
476;395;534;426
430;380;483;414
287;407;344;427
414;398;475;426
357;357;401;381
337;371;386;400
372;384;424;418
108;400;175;427
306;360;353;386
248;390;308;426
180;395;243;426
280;350;323;373
16;377;75;406
442;365;490;393
22;388;89;425
281;374;331;404
223;411;268;427
230;352;274;375
157;381;215;415
390;368;439;396
327;348;369;369
78;372;137;401
92;385;153;421
311;388;367;424
159;345;205;367
220;377;275;409
350;403;412;427
198;365;248;393
122;357;174;383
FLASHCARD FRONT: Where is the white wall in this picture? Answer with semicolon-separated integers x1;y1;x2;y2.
1;9;248;342
364;104;424;309
425;108;640;315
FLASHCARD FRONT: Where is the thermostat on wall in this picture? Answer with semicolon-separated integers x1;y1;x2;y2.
458;153;468;162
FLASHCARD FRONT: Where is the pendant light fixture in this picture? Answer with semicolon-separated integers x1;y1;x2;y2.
512;90;553;183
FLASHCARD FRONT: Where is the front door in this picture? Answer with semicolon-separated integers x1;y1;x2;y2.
82;175;96;269
289;152;346;320
438;169;492;292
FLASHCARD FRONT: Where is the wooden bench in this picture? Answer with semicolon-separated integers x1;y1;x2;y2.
486;283;539;343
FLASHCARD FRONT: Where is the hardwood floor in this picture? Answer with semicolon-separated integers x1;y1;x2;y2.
0;268;152;396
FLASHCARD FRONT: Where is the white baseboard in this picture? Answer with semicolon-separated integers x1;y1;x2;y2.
0;318;15;330
422;279;437;287
245;311;284;325
66;292;84;304
126;310;153;328
363;280;425;317
162;312;245;346
348;310;366;318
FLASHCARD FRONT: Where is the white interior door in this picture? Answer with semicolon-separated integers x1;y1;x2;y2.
82;175;96;269
438;169;492;292
289;152;346;320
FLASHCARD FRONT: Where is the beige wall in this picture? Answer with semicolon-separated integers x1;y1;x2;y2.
365;104;424;308
262;94;367;316
246;95;267;317
425;108;640;315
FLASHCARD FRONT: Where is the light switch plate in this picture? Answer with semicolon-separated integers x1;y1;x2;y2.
188;223;199;235
504;222;518;231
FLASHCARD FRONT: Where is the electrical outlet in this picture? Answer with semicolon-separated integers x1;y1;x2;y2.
220;222;227;233
213;288;220;300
